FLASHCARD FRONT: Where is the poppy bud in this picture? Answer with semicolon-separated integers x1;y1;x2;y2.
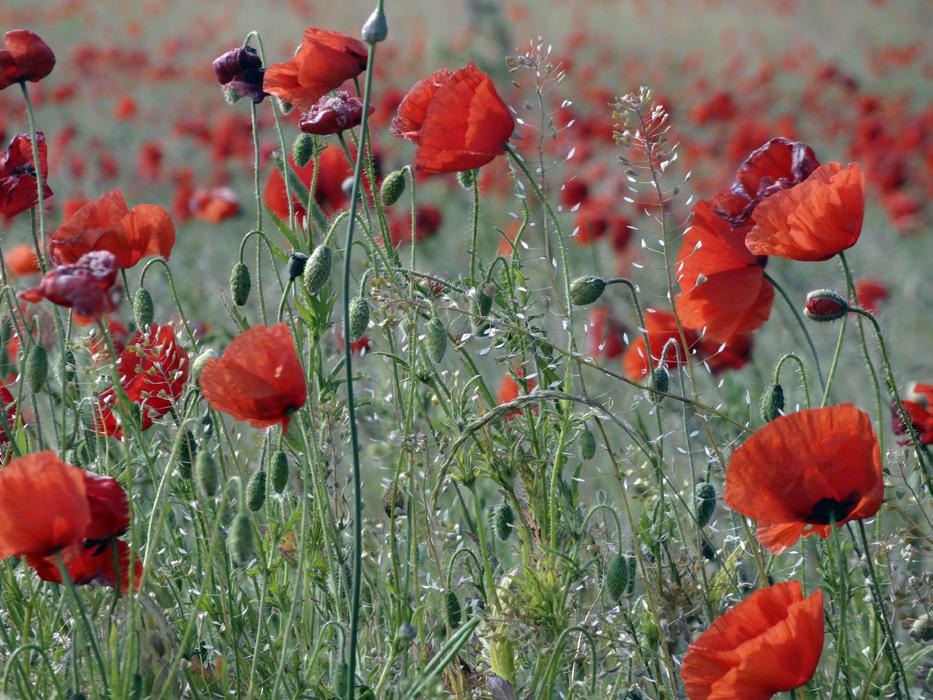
606;553;630;602
213;45;265;104
133;287;154;328
269;450;289;493
292;132;315;168
649;367;669;400
380;170;406;206
287;252;308;281
579;429;597;460
195;450;219;497
361;9;388;43
0;30;56;88
695;481;717;527
457;169;476;189
303;244;333;295
425;316;447;362
759;383;784;423
230;262;251;306
348;297;370;341
445;590;462;629
804;289;848;322
910;612;932;642
247;469;266;512
570;275;606;306
177;429;196;479
470;285;495;335
643;614;660;648
192;349;218;384
493;502;514;541
228;512;255;565
24;345;47;393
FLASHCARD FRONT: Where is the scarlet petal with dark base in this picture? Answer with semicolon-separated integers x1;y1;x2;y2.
725;404;883;553
200;323;307;429
28;539;142;593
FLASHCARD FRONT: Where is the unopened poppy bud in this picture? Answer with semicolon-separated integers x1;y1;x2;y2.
292;132;315;168
230;262;251;306
228;512;255;565
382;482;406;517
25;345;48;393
380;169;406;206
695;481;717;527
133;287;154;328
247;469;266;512
425;316;447;363
579;429;597;460
759;383;784;423
493;502;514;541
361;8;388;43
457;169;476;189
445;590;462;629
303;244;333;294
177;429;196;479
804;289;848;322
195;450;219;497
570;275;606;306
287;252;308;281
649;367;669;400
606;553;630;602
269;450;289;493
643;614;660;648
348;297;370;341
192;349;218;384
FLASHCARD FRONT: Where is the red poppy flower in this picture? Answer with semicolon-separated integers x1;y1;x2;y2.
0;382;18;446
50;188;175;268
4;243;40;275
386;205;443;246
585;307;627;360
725;404;883;554
681;580;824;699
190;187;239;224
263;28;367;110
1;132;52;219
0;451;90;558
0;30;56;90
96;324;190;438
497;368;537;420
83;471;129;540
675;200;774;343
855;278;888;313
20;250;120;318
892;382;933;445
391;62;514;174
28;538;141;593
299;91;373;135
200;323;307;430
745;162;865;262
571;198;630;247
711;137;820;226
264;145;350;221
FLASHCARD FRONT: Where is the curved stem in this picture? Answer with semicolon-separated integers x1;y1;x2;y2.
773;352;811;409
764;271;826;390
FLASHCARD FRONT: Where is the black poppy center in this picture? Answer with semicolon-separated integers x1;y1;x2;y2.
807;496;858;525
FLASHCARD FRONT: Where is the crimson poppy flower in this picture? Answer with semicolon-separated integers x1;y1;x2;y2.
0;381;18;446
745;162;865;262
28;538;141;593
200;323;307;430
96;324;190;438
190;187;240;224
571;198;630;247
50;188;175;268
855;278;888;313
892;382;933;445
1;132;52;219
391;62;515;174
386;205;443;246
4;243;40;275
20;250;120;318
263;28;367;110
725;404;883;554
585;307;627;360
264;145;350;221
681;580;824;699
299;91;373;136
0;451;90;558
0;30;56;90
675;200;774;343
711;137;820;226
213;45;266;103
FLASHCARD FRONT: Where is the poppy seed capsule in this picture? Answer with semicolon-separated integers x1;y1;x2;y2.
247;469;266;512
380;169;406;206
348;297;370;341
570;275;606;306
303;244;333;295
270;450;289;493
695;481;717;527
195;450;219;497
760;383;785;423
228;512;255;565
425;316;447;362
493;502;514;541
292;132;315;168
579;429;597;460
25;345;48;393
804;289;848;322
606;553;630;602
231;262;251;306
287;252;308;281
445;590;462;629
133;287;154;328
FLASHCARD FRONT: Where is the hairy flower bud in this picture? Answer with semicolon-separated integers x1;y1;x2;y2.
192;349;218;384
230;262;251;307
133;287;154;328
348;297;371;341
270;450;289;493
606;554;630;602
195;450;219;497
759;383;785;423
247;469;266;512
380;169;406;206
425;316;447;363
457;169;476;189
579;429;597;460
570;275;606;306
177;429;196;479
292;132;315;168
493;502;514;541
695;481;717;528
649;367;669;400
228;512;255;565
25;345;48;393
303;244;333;295
804;289;848;322
445;590;462;629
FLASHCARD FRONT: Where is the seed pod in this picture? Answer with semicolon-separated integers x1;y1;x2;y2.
579;429;597;460
649;367;669;400
348;297;370;341
177;429;196;479
804;289;848;322
25;345;48;393
192;349;218;384
493;502;514;541
287;252;308;281
292;132;315;168
445;590;462;629
269;450;289;493
380;169;406;206
133;288;154;328
382;482;406;517
457;169;475;189
230;262;251;306
425;316;447;363
303;244;333;295
247;469;267;512
195;450;219;497
361;8;388;43
228;513;255;565
606;554;629;602
695;481;717;528
626;554;637;594
570;275;606;306
759;383;784;423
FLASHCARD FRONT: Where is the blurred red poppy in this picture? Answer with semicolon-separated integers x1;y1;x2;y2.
0;30;56;90
264;145;350;221
190;187;239;224
391;62;514;174
263;28;367;109
20;250;120;317
299;91;373;136
0;132;52;219
497;368;537;419
82;471;129;540
585;307;627;360
855;278;888;313
681;580;824;699
200;323;307;430
0;382;17;446
4;243;40;275
386;205;443;246
893;382;933;445
50;188;175;268
725;404;883;553
28;538;141;593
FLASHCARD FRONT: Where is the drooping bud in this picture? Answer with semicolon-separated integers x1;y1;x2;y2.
579;429;597;460
230;262;251;306
24;345;48;393
380;169;406;206
606;553;630;602
348;297;371;341
361;8;388;43
649;366;669;400
804;289;848;322
493;502;514;541
695;481;717;528
287;252;308;281
292;132;315;168
269;450;289;493
195;450;219;497
425;316;447;363
759;383;784;423
303;244;333;295
445;590;462;629
247;469;267;512
228;512;255;565
457;169;476;189
570;275;606;306
133;287;154;328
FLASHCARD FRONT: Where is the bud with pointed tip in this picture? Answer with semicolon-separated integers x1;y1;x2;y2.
649;367;669;400
425;316;447;362
247;469;266;512
133;287;154;328
270;450;289;493
292;132;315;167
606;554;630;602
445;590;462;629
303;244;333;295
579;429;597;460
349;297;370;341
493;502;514;541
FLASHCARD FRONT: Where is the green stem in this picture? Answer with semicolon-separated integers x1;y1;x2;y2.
19;82;49;272
56;553;110;696
764;271;825;390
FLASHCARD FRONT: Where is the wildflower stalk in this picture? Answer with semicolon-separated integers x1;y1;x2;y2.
763;271;825;390
56;552;109;696
19;83;48;272
773;352;811;409
468;171;480;284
